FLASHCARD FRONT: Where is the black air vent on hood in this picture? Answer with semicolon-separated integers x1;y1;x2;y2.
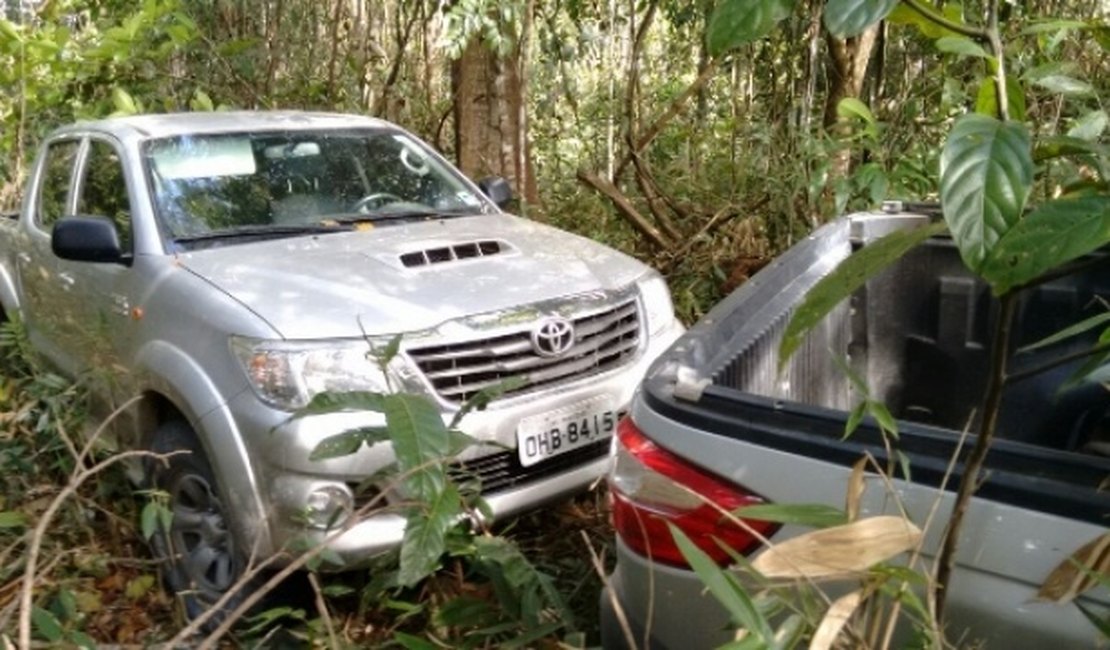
400;240;505;267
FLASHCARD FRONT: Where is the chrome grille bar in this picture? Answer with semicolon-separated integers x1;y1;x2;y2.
407;298;641;404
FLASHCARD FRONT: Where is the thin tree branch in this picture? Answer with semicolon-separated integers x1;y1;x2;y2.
576;170;673;250
903;0;989;40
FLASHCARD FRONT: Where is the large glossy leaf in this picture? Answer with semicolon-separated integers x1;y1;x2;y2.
981;196;1110;294
824;0;900;37
384;393;452;500
290;390;385;420
935;36;989;59
706;0;795;55
940;115;1033;273
398;483;461;586
1034;75;1096;97
669;524;775;643
779;221;946;367
887;2;965;38
1069;110;1109;142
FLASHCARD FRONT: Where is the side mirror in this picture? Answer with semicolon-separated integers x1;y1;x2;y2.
52;216;125;264
477;176;513;210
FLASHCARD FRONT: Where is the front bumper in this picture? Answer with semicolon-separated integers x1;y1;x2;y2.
230;318;684;562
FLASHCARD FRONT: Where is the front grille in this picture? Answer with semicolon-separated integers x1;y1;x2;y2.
348;439;610;509
449;439;610;495
407;299;641;404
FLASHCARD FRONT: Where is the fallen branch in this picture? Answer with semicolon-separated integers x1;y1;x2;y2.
576;170;672;250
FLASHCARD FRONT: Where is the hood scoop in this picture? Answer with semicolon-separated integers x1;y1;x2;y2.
400;239;509;268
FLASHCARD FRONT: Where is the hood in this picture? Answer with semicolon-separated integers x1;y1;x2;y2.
178;214;649;339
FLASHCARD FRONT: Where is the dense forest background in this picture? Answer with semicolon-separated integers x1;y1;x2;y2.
2;0;1104;320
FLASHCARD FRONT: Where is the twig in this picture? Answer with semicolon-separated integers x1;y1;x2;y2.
308;572;339;648
934;292;1018;619
581;531;636;650
18;450;167;649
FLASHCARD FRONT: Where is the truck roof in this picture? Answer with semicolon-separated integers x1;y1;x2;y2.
51;111;392;141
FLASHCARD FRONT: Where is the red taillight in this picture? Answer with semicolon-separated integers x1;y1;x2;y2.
609;417;780;568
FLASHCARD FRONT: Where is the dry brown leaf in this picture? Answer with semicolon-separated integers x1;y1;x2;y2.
846;456;868;522
752;516;922;581
1037;532;1110;603
810;590;864;650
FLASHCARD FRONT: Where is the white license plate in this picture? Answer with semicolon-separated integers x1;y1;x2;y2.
517;397;619;467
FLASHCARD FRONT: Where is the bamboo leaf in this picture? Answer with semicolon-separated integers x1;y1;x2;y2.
751;516;922;581
981;196;1110;294
940;115;1034;273
706;0;795;54
1019;311;1110;353
1037;532;1110;603
811;590;864;650
733;503;848;528
779;222;946;367
669;524;776;643
824;0;900;38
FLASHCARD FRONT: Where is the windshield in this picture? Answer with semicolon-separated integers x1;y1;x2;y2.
144;129;491;240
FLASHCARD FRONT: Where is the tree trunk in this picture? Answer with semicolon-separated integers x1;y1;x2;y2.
452;15;538;206
823;26;880;179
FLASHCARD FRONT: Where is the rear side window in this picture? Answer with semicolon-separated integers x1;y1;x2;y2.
36;140;80;230
76;140;133;252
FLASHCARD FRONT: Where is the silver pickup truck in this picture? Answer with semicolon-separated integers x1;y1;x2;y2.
0;111;683;618
602;208;1108;649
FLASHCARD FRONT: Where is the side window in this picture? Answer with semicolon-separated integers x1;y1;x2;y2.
36;140;80;230
76;140;133;252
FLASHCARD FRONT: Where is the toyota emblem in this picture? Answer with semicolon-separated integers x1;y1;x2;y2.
531;318;575;357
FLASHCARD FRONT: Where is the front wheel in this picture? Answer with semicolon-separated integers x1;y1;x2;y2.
148;420;248;627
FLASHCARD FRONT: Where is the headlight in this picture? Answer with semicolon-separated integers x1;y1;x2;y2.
230;337;392;410
637;272;676;337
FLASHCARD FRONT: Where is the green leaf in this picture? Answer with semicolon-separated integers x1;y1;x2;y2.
981;196;1110;294
393;632;441;650
190;89;214;112
308;427;389;461
397;483;461;586
0;510;26;528
935;36;989;58
1034;75;1096;97
1069;110;1109;142
1075;601;1110;638
111;87;138;116
1019;311;1110;353
140;501;159;540
887;2;965;38
0;19;21;45
669;524;775;643
779;222;946;366
845;401;867;437
31;606;63;642
869;400;899;438
974;76;1027;122
940;115;1033;273
837;97;879;140
824;0;899;38
449;376;528;428
1021;19;1090;35
376;333;403;365
384;393;452;499
125;574;156;600
706;0;795;55
733;503;849;528
289;391;385;421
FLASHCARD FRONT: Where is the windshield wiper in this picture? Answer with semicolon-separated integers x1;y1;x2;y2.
174;223;352;244
328;208;474;224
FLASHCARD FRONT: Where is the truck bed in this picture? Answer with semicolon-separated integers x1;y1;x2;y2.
650;209;1110;523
